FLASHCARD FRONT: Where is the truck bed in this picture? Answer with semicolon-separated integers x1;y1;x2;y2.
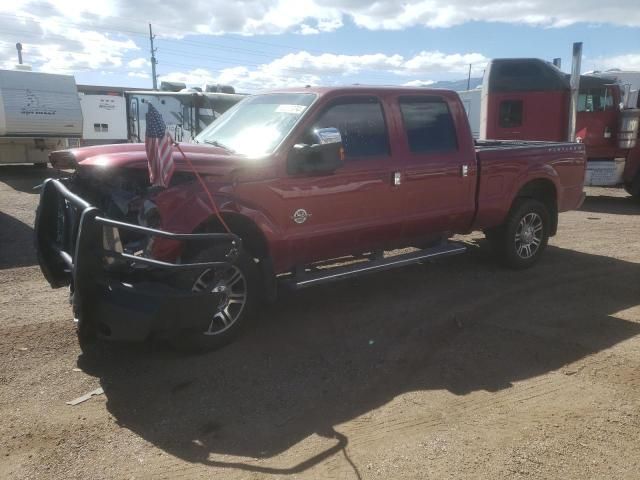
472;139;586;231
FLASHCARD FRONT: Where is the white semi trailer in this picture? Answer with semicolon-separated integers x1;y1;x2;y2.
0;68;82;165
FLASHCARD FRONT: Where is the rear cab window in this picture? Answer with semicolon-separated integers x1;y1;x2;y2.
499;100;523;127
398;96;458;154
309;96;390;159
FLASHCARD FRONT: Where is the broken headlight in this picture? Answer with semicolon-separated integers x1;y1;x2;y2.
137;200;161;229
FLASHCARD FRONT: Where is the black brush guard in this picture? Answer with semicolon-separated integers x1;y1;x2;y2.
35;178;241;342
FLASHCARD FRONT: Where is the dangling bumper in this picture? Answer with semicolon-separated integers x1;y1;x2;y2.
35;178;241;342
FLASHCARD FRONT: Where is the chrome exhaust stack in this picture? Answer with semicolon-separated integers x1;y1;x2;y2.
568;42;583;142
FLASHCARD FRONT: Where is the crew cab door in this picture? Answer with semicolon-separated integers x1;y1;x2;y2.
392;94;477;240
274;94;404;267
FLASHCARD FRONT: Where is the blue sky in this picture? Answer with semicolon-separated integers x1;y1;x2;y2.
1;1;639;92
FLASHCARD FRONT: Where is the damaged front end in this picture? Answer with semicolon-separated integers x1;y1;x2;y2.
35;174;241;344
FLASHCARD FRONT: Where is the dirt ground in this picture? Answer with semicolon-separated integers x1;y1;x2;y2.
1;165;640;480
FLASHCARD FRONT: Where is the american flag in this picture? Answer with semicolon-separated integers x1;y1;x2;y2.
145;104;175;188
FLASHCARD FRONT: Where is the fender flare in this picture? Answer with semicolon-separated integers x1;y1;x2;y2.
504;165;560;234
506;165;560;209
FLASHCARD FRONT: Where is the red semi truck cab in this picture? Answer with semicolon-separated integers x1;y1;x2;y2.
477;58;640;196
38;86;586;351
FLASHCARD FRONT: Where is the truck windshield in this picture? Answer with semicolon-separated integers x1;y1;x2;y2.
195;93;316;157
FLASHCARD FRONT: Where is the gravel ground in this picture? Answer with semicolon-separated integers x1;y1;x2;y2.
1;165;640;479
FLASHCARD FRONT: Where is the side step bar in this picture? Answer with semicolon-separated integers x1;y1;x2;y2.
287;242;467;290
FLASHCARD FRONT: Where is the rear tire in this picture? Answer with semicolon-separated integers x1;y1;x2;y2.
624;173;640;201
492;198;550;269
169;246;259;352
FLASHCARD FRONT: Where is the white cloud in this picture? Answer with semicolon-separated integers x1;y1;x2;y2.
110;0;640;32
35;29;137;73
128;57;150;69
159;50;488;92
160;65;322;92
128;71;150;78
334;0;640;30
1;1;638;85
402;51;487;75
0;11;138;74
403;80;435;87
298;24;320;35
2;0;640;43
263;51;405;77
588;53;640;72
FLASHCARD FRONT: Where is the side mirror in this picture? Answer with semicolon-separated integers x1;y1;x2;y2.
311;127;342;145
287;127;344;175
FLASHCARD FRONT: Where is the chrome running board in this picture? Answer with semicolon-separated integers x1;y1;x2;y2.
286;242;467;290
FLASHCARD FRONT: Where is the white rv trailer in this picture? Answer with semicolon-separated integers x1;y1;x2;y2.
458;88;481;139
0;68;82;165
78;90;128;146
126;90;244;143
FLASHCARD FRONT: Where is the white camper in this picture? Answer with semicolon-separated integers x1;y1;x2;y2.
78;92;128;145
126;91;244;143
0;68;82;165
458;88;481;139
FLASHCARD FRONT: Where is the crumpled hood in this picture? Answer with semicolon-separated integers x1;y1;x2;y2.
52;142;254;176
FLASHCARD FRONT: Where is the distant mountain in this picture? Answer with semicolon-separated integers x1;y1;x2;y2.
428;77;483;91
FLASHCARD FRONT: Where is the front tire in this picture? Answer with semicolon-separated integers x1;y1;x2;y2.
170;246;259;352
490;198;550;269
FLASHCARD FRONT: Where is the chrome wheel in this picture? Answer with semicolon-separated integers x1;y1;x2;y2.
191;265;247;335
514;212;543;259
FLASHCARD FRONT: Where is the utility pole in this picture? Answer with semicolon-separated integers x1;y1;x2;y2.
467;63;472;90
149;23;158;90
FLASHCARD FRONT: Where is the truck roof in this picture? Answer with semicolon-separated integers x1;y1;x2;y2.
124;90;244;98
264;85;459;97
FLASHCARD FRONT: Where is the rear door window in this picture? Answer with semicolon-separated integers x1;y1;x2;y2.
399;97;458;154
312;97;390;158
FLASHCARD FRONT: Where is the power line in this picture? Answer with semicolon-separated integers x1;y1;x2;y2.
0;11;488;86
0;23;429;83
156;38;285;60
0;12;330;66
0;11;491;65
0;11;331;55
0;14;333;75
0;12;148;38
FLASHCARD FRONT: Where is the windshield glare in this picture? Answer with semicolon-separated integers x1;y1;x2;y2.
195;93;316;157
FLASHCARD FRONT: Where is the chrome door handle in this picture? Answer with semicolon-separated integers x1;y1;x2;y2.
393;171;402;186
461;165;469;177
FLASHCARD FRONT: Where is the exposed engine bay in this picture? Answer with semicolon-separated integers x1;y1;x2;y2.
68;166;195;258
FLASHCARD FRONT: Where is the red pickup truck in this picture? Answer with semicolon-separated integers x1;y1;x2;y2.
37;86;586;351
